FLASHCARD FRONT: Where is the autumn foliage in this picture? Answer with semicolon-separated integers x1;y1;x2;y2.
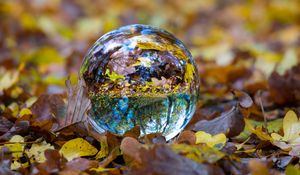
1;0;300;174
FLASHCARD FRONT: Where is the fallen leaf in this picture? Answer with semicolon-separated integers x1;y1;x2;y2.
32;149;65;174
0;121;29;141
236;118;282;140
25;141;54;163
90;167;120;173
4;135;24;158
268;64;300;105
95;139;109;160
59;138;98;161
0;147;20;175
233;90;253;108
193;106;245;137
0;70;19;92
63;158;98;172
271;110;300;150
195;131;227;149
130;145;225;175
30;94;65;130
0;116;13;135
176;130;196;145
171;144;225;163
63;78;90;128
120;137;142;163
245;119;272;141
248;159;270;175
286;165;300;175
19;108;32;117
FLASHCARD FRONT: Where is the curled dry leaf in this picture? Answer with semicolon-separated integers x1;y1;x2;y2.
193;106;245;138
63;78;91;128
233;90;253;108
120;137;142;163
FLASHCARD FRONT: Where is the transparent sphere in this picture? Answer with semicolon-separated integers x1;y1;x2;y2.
80;24;199;140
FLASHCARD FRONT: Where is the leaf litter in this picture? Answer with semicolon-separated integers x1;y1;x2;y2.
0;0;300;174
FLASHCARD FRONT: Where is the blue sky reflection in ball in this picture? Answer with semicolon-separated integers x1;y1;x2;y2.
80;24;199;140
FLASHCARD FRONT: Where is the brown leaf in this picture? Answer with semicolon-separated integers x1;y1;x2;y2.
176;130;196;145
141;133;166;144
248;159;270;175
193;106;245;137
63;158;98;172
123;126;140;139
63;78;91;128
30;94;66;130
130;145;225;175
268;64;300;106
31;149;66;175
103;132;121;151
0;116;13;135
120;137;142;163
233;90;253;108
0;120;29;141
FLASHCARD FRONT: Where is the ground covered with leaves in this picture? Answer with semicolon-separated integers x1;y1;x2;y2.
1;0;300;174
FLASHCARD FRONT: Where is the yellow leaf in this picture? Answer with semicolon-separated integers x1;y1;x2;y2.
8;102;19;117
5;135;24;158
25;97;38;108
0;70;19;92
11;160;22;170
271;110;300;145
171;144;225;163
245;119;272;141
59;138;98;161
95;140;109;160
25;141;54;163
19;108;32;117
283;110;300;141
286;165;300;175
10;86;23;98
270;133;283;141
195;131;227;149
90;167;117;173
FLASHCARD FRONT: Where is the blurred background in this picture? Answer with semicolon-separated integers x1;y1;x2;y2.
0;0;300;98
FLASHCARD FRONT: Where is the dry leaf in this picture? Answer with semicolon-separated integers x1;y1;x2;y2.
59;138;98;161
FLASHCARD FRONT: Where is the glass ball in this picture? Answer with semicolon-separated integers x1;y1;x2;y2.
80;24;199;140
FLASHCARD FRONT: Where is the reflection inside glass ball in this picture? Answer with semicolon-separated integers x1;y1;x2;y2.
80;24;199;140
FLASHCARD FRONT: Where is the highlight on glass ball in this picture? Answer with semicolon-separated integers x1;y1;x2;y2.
80;24;199;140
